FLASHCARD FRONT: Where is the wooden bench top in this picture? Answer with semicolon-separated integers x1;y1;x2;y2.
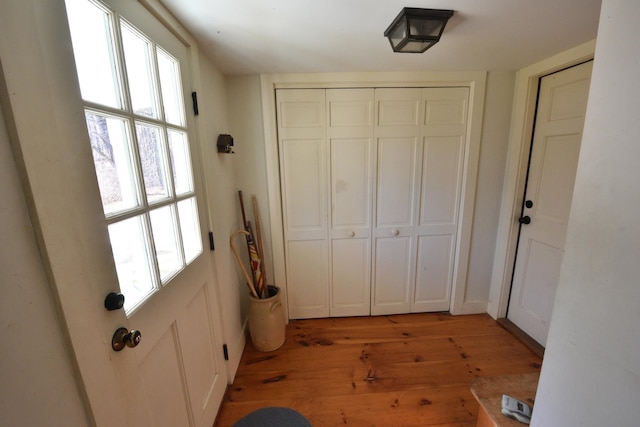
470;372;539;426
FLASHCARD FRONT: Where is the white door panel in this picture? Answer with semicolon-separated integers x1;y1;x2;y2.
414;234;455;310
277;89;329;318
328;90;373;316
372;89;422;314
532;133;582;223
508;61;592;346
140;326;192;426
281;138;327;234
331;138;371;228
331;238;370;315
97;1;227;424
278;87;470;318
375;137;419;227
419;136;464;225
372;236;414;314
107;3;227;421
6;0;228;425
286;240;329;318
413;88;468;312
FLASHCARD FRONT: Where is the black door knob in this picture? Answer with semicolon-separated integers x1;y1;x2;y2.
104;292;125;311
519;216;531;225
525;200;533;209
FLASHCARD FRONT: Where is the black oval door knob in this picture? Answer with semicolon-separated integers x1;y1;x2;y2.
104;292;125;311
525;200;533;209
519;216;531;225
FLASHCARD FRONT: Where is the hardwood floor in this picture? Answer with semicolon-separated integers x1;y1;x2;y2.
214;313;542;426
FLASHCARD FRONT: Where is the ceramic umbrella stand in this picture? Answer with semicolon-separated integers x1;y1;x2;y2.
248;285;285;352
231;193;286;352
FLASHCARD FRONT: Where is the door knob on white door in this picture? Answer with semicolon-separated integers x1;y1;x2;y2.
111;327;142;351
391;229;400;236
104;292;125;311
348;230;356;237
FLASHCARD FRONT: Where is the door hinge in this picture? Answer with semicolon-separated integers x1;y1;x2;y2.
223;344;229;361
208;231;215;251
191;91;199;116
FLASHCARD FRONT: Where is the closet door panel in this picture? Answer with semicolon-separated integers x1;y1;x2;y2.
376;137;418;227
412;87;469;311
372;137;417;314
331;238;369;315
276;86;471;318
328;89;373;316
281;139;327;236
372;88;423;315
330;137;371;316
414;235;455;311
419;136;464;226
372;138;418;314
277;89;329;318
371;236;413;314
286;240;329;318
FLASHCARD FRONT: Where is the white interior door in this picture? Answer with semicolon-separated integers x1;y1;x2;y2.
277;89;330;318
3;0;228;425
278;87;470;318
413;87;469;312
508;61;593;346
371;88;423;315
328;89;374;316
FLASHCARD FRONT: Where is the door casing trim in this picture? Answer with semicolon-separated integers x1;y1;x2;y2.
260;71;487;317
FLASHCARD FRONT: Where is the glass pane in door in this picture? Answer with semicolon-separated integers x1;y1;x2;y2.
149;205;182;282
177;197;202;264
157;48;185;126
108;215;156;312
121;22;159;119
85;111;141;215
65;0;122;109
135;122;170;203
167;129;193;195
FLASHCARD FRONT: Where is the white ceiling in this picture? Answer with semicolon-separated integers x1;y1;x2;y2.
160;0;602;75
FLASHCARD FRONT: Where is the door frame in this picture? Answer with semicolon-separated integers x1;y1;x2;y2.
260;71;487;316
487;40;596;320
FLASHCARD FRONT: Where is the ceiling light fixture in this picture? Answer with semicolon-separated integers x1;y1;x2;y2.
384;7;454;53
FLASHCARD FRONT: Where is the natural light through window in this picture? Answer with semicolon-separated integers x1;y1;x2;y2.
66;0;202;314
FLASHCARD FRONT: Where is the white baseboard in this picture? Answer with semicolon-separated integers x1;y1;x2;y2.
458;300;488;315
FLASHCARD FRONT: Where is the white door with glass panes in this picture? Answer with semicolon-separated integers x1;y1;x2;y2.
5;0;228;425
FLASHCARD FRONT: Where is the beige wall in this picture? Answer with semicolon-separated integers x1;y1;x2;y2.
0;81;88;426
196;51;248;379
464;71;515;303
226;71;516;311
533;0;640;424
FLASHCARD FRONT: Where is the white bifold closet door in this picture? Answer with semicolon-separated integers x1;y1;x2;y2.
372;88;468;315
277;87;469;319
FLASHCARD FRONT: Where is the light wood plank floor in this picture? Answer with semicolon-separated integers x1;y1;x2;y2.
214;313;542;427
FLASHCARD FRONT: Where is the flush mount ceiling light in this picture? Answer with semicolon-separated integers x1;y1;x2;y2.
384;7;454;53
